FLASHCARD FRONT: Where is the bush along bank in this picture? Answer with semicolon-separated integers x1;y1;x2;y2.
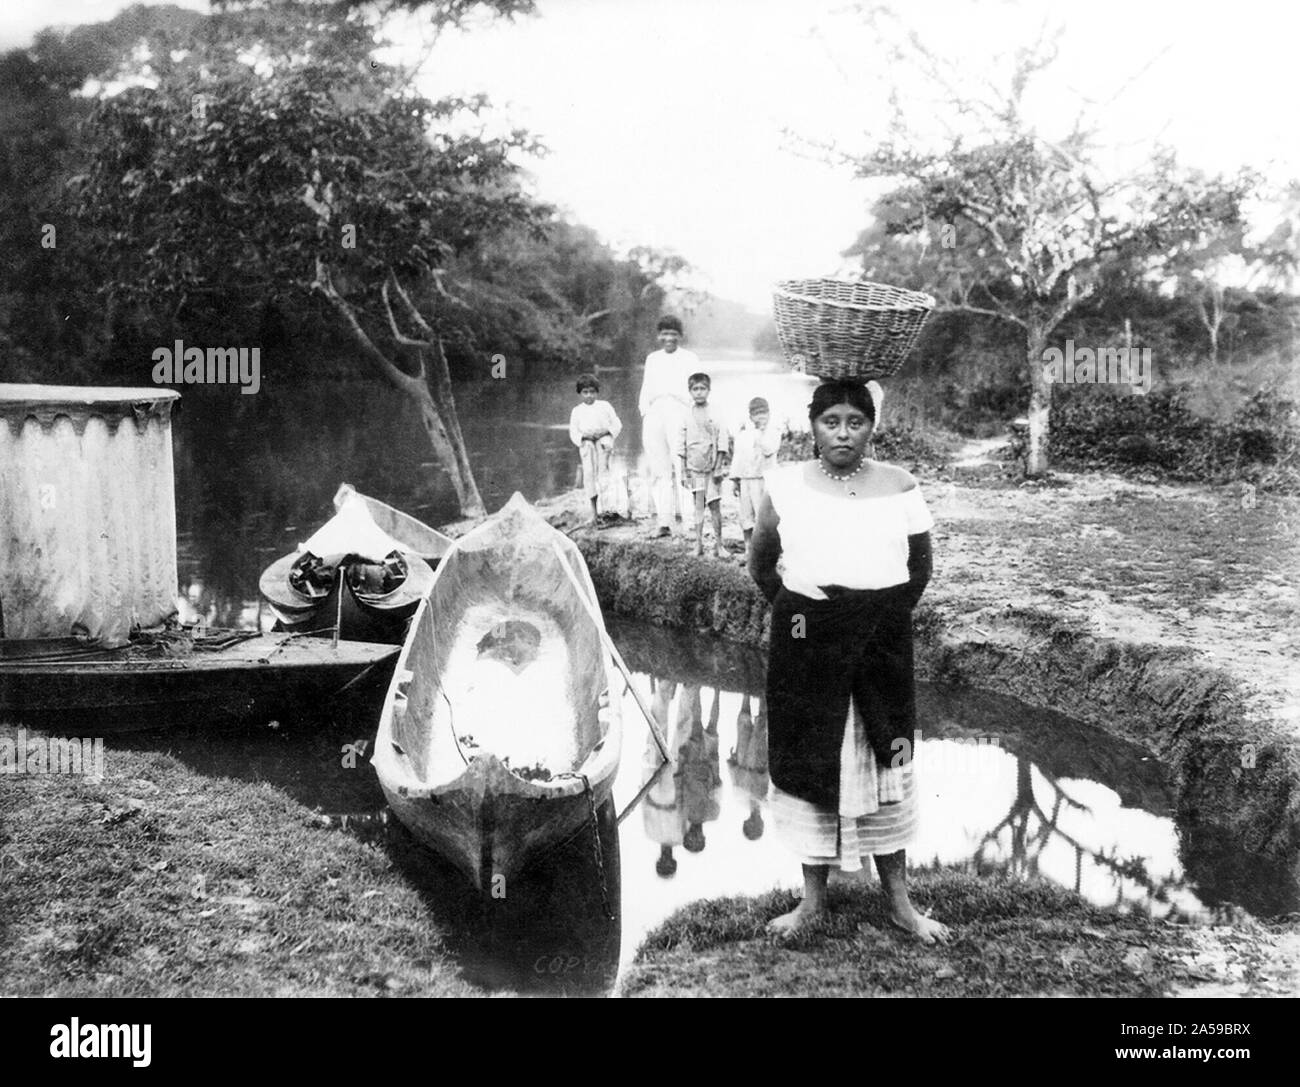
1045;383;1300;491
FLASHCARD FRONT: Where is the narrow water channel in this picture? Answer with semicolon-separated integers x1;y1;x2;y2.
135;366;1295;993
108;616;1297;996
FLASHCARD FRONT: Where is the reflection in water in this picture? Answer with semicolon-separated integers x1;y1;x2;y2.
105;620;1297;993
624;679;1204;926
641;678;682;878
639;682;732;878
678;685;723;857
727;693;769;842
149;371;1295;989
609;636;1298;977
960;756;1208;918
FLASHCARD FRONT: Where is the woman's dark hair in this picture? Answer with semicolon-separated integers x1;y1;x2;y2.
807;378;876;428
808;378;876;459
575;373;599;394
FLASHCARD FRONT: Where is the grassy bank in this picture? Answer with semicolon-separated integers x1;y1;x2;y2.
619;871;1300;998
0;742;479;997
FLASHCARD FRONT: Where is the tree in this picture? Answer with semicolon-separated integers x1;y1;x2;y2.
1251;181;1300;292
1167;179;1300;365
436;219;677;379
829;10;1257;475
69;1;546;515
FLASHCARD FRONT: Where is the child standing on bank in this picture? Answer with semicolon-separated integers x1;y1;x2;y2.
569;373;622;524
678;372;730;558
729;396;783;561
638;315;697;538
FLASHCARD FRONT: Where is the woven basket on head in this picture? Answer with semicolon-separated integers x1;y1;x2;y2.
772;279;935;380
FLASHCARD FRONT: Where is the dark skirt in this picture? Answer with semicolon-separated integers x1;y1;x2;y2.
765;584;917;809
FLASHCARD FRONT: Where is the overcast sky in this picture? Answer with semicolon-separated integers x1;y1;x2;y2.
5;0;1298;309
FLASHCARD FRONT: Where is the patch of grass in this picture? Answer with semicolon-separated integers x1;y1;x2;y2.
619;871;1281;998
0;744;480;997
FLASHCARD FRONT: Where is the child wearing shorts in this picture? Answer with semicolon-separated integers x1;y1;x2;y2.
729;396;783;560
677;372;730;558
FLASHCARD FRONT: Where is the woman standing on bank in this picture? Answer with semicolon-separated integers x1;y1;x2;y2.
748;377;950;943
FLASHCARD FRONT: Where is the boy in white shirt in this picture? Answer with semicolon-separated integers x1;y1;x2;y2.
638;316;698;539
678;372;730;558
568;373;622;524
729;396;784;560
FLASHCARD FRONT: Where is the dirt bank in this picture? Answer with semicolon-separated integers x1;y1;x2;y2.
450;471;1300;876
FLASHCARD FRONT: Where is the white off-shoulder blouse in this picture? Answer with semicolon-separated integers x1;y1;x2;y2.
764;462;934;600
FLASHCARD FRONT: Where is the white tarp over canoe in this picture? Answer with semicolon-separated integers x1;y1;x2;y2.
298;488;407;565
0;384;180;647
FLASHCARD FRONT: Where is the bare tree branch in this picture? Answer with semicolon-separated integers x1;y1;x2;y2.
388;269;440;339
382;274;431;347
313;258;422;396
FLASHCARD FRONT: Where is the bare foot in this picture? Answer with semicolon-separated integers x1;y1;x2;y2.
766;899;825;935
886;903;952;945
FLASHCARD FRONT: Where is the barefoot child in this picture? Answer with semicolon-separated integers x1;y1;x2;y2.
638;316;696;538
729;396;783;561
568;374;622;523
678;372;730;557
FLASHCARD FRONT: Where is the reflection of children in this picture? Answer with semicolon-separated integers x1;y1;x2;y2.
677;373;730;558
729;397;783;561
676;685;723;853
569;374;622;524
727;693;770;841
641;678;684;877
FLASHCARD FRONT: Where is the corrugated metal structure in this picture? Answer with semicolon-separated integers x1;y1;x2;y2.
0;385;181;647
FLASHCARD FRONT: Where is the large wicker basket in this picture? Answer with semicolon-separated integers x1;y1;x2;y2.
773;279;935;379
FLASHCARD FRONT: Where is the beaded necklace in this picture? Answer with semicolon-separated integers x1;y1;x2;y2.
817;454;868;497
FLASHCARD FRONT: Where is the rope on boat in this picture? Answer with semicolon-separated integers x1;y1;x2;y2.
580;774;614;922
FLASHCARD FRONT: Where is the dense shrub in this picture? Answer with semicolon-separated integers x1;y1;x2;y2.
1047;384;1300;490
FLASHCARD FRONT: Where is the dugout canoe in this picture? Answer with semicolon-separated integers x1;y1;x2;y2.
372;493;622;890
259;485;452;643
0;628;399;733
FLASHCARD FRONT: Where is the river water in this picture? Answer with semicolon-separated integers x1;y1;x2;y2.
147;357;1294;994
170;349;819;627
